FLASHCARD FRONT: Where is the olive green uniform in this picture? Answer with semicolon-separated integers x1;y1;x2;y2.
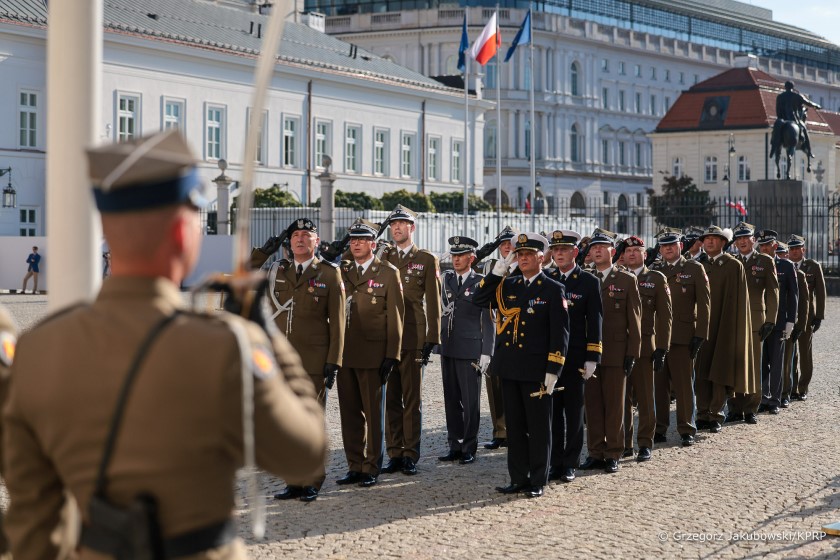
794;258;826;396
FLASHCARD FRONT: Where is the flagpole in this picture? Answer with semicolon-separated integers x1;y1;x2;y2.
495;3;502;233
528;11;536;232
463;52;470;232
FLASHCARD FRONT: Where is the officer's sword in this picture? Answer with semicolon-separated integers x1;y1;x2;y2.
530;385;565;398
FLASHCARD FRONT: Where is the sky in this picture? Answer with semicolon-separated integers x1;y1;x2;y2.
745;0;840;46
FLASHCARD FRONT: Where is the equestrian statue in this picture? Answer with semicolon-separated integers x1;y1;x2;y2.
769;80;820;180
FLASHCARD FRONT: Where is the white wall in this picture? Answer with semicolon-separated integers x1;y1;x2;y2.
0;236;48;291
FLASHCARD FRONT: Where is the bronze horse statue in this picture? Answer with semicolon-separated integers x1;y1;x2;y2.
769;118;812;180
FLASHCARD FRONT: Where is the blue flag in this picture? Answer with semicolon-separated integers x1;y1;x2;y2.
457;14;469;73
504;9;531;62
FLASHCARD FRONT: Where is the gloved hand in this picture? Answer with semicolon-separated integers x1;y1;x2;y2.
323;363;339;390
791;326;802;342
651;349;667;374
220;275;273;333
420;342;436;366
689;336;705;360
758;322;775;341
260;235;283;257
479;354;491;374
623;356;636;377
582;361;597;381
544;373;558;394
782;322;794;340
492;252;516;276
379;358;399;385
811;318;822;332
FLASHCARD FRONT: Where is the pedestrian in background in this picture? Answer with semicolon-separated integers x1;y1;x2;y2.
21;246;40;294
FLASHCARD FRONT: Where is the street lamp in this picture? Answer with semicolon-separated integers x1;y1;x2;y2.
0;167;15;208
724;133;736;219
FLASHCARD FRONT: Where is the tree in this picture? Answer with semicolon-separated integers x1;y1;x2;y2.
429;191;493;213
380;189;435;213
242;184;302;208
310;190;383;211
647;174;716;230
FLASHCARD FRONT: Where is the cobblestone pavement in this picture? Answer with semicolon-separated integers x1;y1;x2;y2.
2;294;839;559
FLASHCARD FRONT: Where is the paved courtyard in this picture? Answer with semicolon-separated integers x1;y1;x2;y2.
2;293;838;559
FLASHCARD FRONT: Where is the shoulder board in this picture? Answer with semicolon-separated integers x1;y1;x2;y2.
380;260;398;271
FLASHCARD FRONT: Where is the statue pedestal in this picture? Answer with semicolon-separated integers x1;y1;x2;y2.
747;180;803;240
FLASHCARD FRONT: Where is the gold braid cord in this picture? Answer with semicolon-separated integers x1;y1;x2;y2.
495;280;521;342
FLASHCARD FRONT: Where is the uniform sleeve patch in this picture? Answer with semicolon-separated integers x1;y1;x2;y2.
547;351;565;365
586;342;603;354
0;331;17;368
252;346;278;380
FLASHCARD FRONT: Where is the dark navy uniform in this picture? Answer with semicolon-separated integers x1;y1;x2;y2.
473;234;570;493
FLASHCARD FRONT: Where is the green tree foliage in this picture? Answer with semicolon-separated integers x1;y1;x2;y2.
311;190;383;211
380;189;435;213
247;184;302;208
429;192;493;213
647;174;716;230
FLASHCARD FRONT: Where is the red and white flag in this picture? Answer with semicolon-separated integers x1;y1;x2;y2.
469;12;499;66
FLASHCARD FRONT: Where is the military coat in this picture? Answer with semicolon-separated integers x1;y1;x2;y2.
439;270;494;360
544;265;602;362
597;267;642;367
635;266;672;358
385;245;441;350
655;257;711;346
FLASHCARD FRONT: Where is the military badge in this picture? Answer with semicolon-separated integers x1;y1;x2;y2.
0;331;16;368
518;234;528;243
252;346;278;379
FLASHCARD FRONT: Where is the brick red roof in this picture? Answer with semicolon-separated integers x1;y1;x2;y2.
656;67;832;134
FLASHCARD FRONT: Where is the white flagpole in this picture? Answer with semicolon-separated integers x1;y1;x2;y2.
496;3;502;233
528;17;536;232
463;39;470;232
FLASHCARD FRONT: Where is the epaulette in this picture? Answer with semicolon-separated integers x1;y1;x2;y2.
276;258;291;271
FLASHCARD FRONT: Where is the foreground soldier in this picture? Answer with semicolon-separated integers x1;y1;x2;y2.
473;233;569;498
787;235;826;400
0;304;18;554
383;205;441;476
3;131;327;558
269;218;345;502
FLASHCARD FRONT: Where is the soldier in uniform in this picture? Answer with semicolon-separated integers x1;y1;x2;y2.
787;234;826;400
776;242;809;407
726;223;778;425
337;222;405;488
473;233;569;498
652;228;710;446
0;304;18;555
695;226;752;433
756;230;797;414
382;205;441;476
580;230;641;474
437;236;495;465
481;226;517;449
267;218;345;502
621;236;672;462
544;230;602;483
3;130;327;558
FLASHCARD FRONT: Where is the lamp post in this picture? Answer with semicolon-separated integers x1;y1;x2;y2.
212;159;233;235
0;167;15;208
724;133;736;220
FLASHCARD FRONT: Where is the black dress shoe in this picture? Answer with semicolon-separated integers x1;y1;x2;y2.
709;421;722;433
799;393;808;401
559;468;576;483
780;398;790;408
791;392;801;401
604;458;619;473
653;433;667;444
580;457;606;470
401;458;418;475
622;448;634;458
496;482;527;494
459;453;475;465
381;457;404;473
696;419;710;429
336;471;362;485
299;486;318;502
745;413;758;424
548;467;561;481
767;406;780;415
274;485;303;500
358;474;378;487
757;404;768;413
438;450;462;462
483;438;507;450
724;412;744;423
636;447;652;462
681;434;694;446
524;486;544;498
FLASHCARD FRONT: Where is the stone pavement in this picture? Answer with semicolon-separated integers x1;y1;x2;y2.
2;294;838;558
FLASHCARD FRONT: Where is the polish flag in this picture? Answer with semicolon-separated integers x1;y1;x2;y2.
469;12;499;66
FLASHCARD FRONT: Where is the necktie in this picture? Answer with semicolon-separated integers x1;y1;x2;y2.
458;276;463;289
296;264;303;280
524;279;530;288
400;250;406;261
358;265;364;278
597;271;604;282
560;274;566;282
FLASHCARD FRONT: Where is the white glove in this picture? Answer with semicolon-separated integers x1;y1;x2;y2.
492;252;516;276
544;373;558;394
582;361;597;381
479;354;491;374
783;322;794;339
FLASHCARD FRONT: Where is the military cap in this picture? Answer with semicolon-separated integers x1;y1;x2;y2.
732;222;756;239
348;220;379;238
513;232;548;253
699;225;729;241
287;217;317;235
448;236;479;255
87;130;207;213
497;226;515;242
682;226;705;244
624;235;645;248
756;229;778;245
588;228;617;247
389;204;417;223
787;234;805;248
775;242;789;253
656;227;682;245
548;229;581;247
